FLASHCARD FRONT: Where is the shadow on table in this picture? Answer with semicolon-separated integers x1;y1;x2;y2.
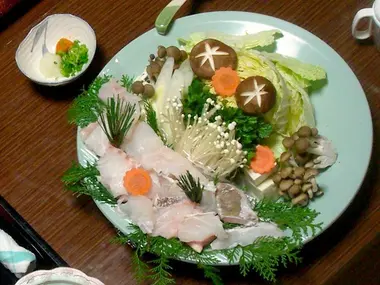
0;0;41;33
29;46;107;101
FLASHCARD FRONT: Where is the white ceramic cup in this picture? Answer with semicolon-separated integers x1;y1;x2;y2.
352;0;380;48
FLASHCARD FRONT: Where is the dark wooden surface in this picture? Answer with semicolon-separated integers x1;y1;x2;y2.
0;0;379;284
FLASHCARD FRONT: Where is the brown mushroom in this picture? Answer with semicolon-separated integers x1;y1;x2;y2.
189;39;237;79
311;127;318;137
157;46;167;58
295;138;310;154
288;184;301;198
293;167;305;178
131;81;144;94
295;153;309;165
292;193;309;207
180;50;188;61
143;84;155;98
304;168;319;181
282;137;295;149
272;174;282;184
280;151;291;163
235;76;276;115
297;126;312;137
167;46;182;62
280;167;293;179
279;179;293;191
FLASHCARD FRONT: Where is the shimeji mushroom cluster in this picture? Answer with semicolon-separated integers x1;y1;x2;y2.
162;96;247;179
272;126;337;206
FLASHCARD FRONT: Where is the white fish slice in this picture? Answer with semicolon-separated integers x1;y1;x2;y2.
178;212;227;253
121;121;164;160
97;147;138;198
118;196;155;234
80;122;110;157
152;201;197;239
210;222;284;250
98;79;141;123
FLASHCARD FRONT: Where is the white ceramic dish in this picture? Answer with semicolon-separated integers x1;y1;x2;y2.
15;14;96;86
15;267;104;285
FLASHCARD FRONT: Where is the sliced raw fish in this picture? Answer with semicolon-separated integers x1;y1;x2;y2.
118;196;155;234
141;146;209;185
153;196;186;208
210;222;284;250
152;201;197;239
96;147;138;198
146;174;188;200
98;79;141;122
198;189;217;213
121;121;164;160
80;122;110;157
216;183;258;226
178;212;227;252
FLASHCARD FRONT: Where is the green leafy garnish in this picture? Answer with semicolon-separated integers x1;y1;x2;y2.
198;264;224;285
182;79;273;159
58;40;89;77
113;224;299;284
254;198;323;244
68;75;111;128
61;162;116;205
177;171;204;203
120;74;134;92
98;96;136;148
182;79;217;119
224;236;300;281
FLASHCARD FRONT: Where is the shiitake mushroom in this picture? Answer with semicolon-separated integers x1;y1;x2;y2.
189;39;237;79
235;76;276;115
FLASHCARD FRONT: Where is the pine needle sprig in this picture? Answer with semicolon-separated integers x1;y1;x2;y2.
98;96;136;148
177;171;204;203
254;198;323;244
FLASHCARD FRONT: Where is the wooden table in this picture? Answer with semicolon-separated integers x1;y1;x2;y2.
0;0;379;284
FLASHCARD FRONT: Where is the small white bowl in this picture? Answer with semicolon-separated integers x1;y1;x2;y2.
15;267;105;285
15;14;96;86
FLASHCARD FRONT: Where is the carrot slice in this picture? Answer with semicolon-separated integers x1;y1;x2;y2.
123;168;152;196
250;145;275;174
56;38;74;54
211;67;240;97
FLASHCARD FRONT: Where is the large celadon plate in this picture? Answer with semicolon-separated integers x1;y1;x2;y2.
76;12;373;264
